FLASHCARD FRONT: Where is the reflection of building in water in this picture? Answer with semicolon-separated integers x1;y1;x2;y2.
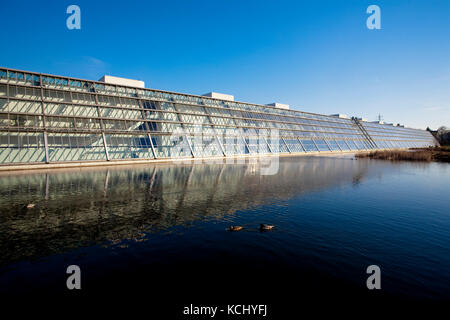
0;158;369;264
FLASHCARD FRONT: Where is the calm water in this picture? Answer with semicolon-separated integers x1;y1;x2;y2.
0;156;449;308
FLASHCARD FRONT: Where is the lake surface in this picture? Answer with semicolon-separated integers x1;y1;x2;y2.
0;156;449;310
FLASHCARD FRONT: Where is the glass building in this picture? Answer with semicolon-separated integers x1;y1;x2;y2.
0;67;437;167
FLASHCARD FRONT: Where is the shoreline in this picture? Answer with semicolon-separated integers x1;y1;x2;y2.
356;146;450;163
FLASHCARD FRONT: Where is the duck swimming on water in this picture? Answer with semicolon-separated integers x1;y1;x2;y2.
259;224;275;231
228;226;243;232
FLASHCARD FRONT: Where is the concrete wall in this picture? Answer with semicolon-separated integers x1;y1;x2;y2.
202;92;234;101
331;114;349;119
99;75;145;88
267;102;290;110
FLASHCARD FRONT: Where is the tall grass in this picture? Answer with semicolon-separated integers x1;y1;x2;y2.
356;150;433;162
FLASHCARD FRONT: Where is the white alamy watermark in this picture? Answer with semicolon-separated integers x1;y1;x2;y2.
366;5;381;30
366;265;381;289
168;125;280;175
66;265;81;289
66;5;81;30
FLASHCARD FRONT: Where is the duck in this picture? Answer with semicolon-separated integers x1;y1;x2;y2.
260;224;275;231
228;226;243;232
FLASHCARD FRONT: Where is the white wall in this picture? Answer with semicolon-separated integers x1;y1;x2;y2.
202;92;234;101
99;75;145;88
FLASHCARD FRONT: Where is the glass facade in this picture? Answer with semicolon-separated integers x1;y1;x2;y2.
359;121;436;149
0;67;438;165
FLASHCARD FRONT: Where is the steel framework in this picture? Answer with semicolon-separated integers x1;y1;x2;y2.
0;67;438;165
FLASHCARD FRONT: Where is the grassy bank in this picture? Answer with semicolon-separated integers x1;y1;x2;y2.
356;146;450;163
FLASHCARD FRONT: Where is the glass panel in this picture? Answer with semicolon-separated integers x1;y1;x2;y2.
327;140;340;151
3;114;43;129
0;69;7;82
8;100;41;113
152;134;192;158
0;84;6;96
284;139;304;152
346;140;359;150
219;133;246;156
300;139;318;152
189;135;222;157
47;133;106;162
337;140;350;150
375;140;386;149
354;140;367;150
267;138;288;154
0;132;45;163
0;98;7;112
314;139;330;151
106;134;153;159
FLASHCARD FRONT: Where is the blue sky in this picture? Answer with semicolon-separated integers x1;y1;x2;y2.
0;0;449;129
